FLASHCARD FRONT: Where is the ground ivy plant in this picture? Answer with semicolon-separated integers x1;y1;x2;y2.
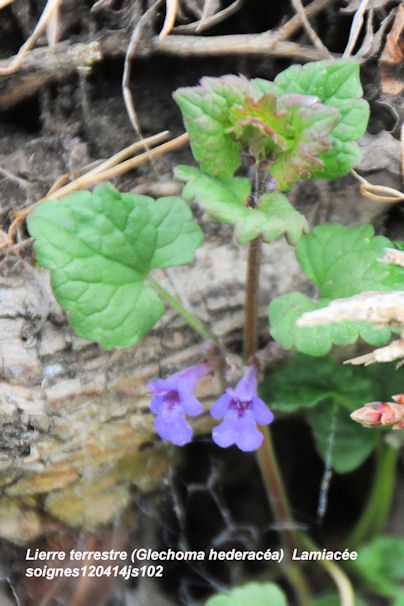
27;59;403;605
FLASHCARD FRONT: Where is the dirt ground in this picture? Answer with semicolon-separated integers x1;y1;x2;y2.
0;1;403;605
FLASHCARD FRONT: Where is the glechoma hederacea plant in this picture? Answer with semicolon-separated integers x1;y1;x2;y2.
26;57;404;604
27;59;403;451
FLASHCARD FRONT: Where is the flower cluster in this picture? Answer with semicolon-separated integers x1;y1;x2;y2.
148;363;274;452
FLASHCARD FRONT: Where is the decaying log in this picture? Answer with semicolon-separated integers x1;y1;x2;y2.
0;237;302;544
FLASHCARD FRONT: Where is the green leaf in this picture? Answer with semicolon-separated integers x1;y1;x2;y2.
296;224;401;297
228;93;290;161
353;537;404;598
270;94;339;190
205;583;288;606
262;354;380;413
261;355;401;472
269;292;390;356
228;92;339;191
274;60;370;179
269;224;400;356
173;75;251;179
176;165;308;245
28;183;203;350
306;401;378;473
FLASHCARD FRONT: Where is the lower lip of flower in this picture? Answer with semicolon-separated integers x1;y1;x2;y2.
230;398;252;417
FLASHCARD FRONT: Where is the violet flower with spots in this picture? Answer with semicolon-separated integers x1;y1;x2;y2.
148;363;209;446
211;365;274;452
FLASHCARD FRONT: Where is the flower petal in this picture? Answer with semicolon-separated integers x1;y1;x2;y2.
233;365;257;401
147;378;171;393
180;393;204;416
210;392;232;419
169;363;210;390
252;396;274;425
154;410;192;446
212;416;238;448
235;421;264;452
150;394;166;414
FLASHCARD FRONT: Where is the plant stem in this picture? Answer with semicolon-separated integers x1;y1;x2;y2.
299;533;355;606
257;426;301;550
346;441;399;547
243;162;356;606
148;277;218;343
244;236;262;360
242;163;311;605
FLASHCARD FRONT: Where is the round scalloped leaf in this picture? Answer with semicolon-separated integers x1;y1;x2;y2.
28;184;204;350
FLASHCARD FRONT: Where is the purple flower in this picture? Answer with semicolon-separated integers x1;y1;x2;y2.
211;365;274;452
148;363;209;446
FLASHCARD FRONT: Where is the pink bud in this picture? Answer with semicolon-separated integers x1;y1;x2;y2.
351;401;404;428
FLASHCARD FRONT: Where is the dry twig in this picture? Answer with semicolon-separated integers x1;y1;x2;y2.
380;248;404;268
0;42;102;110
174;0;243;34
278;0;335;39
351;170;404;202
343;0;370;57
123;0;163;135
298;291;404;366
153;31;337;61
0;0;63;76
297;292;404;327
290;0;332;57
1;131;189;249
345;338;404;366
159;0;180;40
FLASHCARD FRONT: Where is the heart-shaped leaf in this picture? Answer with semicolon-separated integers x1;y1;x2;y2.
28;183;204;350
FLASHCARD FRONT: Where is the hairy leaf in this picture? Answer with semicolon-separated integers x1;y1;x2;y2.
269;224;401;356
28;184;203;350
262;354;381;412
269;292;390;356
205;583;288;606
307;401;378;473
176;165;308;244
173;75;251;179
353;537;404;598
274;60;370;178
228;93;339;190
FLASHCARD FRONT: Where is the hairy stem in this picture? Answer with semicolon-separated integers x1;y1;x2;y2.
243;236;262;360
346;441;399;547
243;163;311;605
148;277;218;343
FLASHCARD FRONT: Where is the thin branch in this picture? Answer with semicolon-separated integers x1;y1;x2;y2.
174;0;243;34
0;0;63;76
297;292;404;327
343;0;370;57
123;0;164;135
380;248;404;268
0;166;31;190
153;31;338;61
159;0;179;40
351;169;404;202
345;338;404;366
277;0;335;39
290;0;332;57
